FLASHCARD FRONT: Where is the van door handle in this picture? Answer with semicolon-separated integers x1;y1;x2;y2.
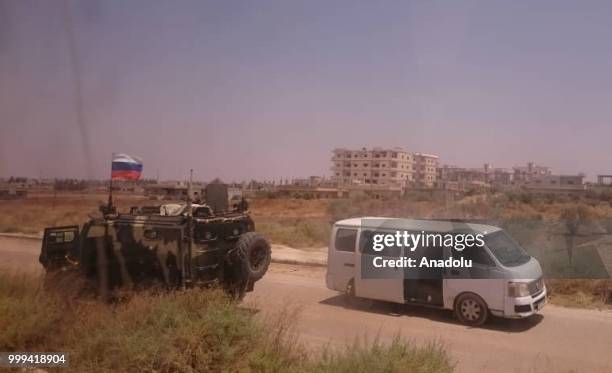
344;263;355;267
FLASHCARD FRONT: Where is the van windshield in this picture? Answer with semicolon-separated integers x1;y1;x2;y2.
484;230;531;267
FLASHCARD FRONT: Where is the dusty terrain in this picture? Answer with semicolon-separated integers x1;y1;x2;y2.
2;236;611;373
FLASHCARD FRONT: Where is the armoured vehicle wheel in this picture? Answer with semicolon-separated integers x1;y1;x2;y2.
233;232;271;282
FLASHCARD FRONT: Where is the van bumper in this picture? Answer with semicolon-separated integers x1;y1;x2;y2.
503;286;547;318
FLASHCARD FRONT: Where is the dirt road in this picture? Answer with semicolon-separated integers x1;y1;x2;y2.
2;236;611;373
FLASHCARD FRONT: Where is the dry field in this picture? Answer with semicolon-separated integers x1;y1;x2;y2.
0;192;149;235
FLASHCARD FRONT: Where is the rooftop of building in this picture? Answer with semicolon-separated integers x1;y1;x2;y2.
413;152;440;159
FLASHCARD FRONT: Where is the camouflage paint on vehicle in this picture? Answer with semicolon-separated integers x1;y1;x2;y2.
40;187;270;299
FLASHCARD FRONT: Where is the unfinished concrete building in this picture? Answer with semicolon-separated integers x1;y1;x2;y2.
331;147;414;192
413;153;439;188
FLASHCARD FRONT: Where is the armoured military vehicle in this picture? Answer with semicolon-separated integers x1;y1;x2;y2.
39;183;271;299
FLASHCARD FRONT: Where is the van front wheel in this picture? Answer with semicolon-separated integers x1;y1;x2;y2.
454;293;488;326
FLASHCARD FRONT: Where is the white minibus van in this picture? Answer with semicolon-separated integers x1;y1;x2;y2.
325;218;547;326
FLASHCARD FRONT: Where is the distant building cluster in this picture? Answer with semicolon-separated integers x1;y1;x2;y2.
1;148;610;200
290;146;594;198
437;162;586;194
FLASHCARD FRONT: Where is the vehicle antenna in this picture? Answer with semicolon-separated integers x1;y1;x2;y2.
184;168;194;288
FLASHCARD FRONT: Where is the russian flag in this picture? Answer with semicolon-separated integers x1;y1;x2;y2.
111;153;143;180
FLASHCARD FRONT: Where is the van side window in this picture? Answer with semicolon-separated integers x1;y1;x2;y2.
335;228;357;252
359;230;401;257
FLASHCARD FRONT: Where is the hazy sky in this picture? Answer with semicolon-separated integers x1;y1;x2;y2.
1;0;611;181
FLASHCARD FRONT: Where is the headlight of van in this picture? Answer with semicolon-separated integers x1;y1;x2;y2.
508;282;530;298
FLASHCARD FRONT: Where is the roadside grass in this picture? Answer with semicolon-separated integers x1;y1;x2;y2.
313;337;452;373
0;272;453;373
0;272;69;351
546;279;611;309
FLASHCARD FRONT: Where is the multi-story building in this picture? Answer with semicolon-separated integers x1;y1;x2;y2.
490;168;514;186
436;164;486;191
513;162;552;183
331;147;414;191
413;153;439;188
597;175;612;186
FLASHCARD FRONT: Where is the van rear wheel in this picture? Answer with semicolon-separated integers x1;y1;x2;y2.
345;280;373;309
454;293;488;326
